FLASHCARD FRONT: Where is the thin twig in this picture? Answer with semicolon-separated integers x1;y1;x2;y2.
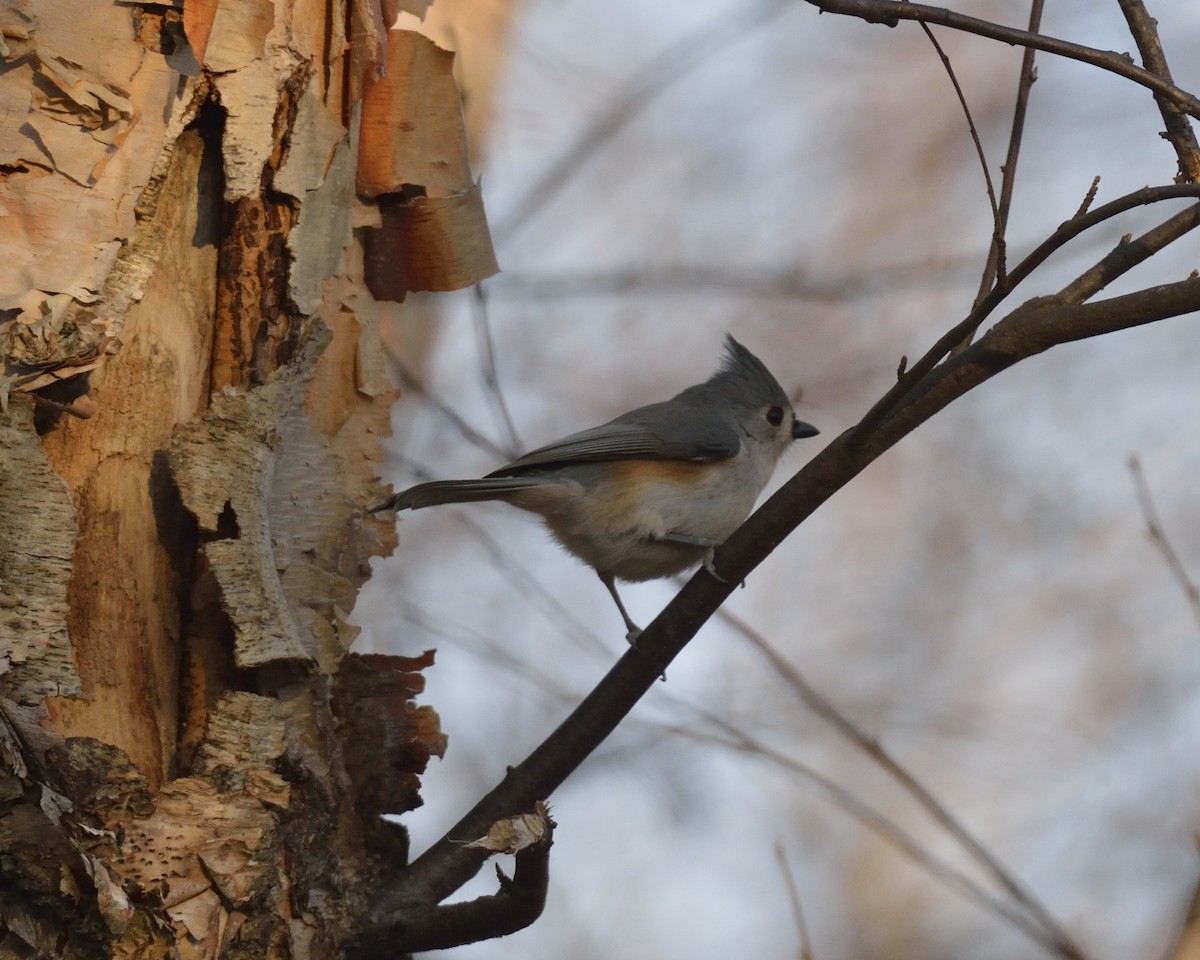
912;14;1001;231
382;355;515;463
806;0;1200;118
773;843;815;960
718;608;1083;956
854;186;1200;439
980;0;1045;296
669;713;1083;957
1128;455;1200;629
390;455;612;657
909;6;1003;355
1073;176;1101;219
1054;200;1200;303
471;284;523;455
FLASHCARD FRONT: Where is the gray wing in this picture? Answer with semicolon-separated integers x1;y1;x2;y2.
488;401;740;477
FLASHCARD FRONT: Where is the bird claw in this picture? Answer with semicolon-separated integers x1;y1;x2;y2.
702;547;725;582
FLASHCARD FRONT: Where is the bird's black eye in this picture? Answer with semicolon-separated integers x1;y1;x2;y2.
766;405;785;426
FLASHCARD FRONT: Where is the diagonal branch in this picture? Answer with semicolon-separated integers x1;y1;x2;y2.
1055;200;1200;303
470;284;524;455
773;845;815;960
675;710;1079;956
1128;455;1200;629
858;275;1200;452
723;610;1081;955
362;9;1200;948
1117;0;1200;182
364;263;1200;947
806;0;1200;118
856;187;1200;437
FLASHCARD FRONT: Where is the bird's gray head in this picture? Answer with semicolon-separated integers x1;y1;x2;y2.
713;335;791;410
686;335;817;446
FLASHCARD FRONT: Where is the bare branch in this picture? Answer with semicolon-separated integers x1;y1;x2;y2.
364;269;1200;944
773;843;815;960
1117;0;1200;182
1128;455;1200;629
916;20;1001;231
722;610;1083;957
382;358;516;462
857;187;1200;437
807;0;1200;118
471;283;524;455
862;276;1200;453
671;711;1084;957
349;816;553;956
1073;176;1101;219
982;0;1045;293
953;0;1044;357
361;10;1200;946
1055;202;1200;303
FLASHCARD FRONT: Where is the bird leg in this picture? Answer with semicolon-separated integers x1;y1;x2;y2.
599;572;668;681
598;572;643;643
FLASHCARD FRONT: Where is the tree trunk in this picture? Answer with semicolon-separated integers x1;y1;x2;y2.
1;1;498;955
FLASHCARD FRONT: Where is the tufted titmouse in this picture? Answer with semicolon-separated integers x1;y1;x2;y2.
370;335;818;638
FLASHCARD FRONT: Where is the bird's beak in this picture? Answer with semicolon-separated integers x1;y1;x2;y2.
792;420;819;439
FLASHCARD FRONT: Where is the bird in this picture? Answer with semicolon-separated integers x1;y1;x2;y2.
370;335;818;639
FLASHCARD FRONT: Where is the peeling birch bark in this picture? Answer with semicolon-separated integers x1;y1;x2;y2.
0;0;504;954
357;30;499;300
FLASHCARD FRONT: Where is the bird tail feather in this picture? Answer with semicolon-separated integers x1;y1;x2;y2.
369;477;544;513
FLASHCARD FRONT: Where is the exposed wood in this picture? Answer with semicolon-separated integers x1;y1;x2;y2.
38;126;219;780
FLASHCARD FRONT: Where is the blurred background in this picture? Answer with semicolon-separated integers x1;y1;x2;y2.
353;1;1200;957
